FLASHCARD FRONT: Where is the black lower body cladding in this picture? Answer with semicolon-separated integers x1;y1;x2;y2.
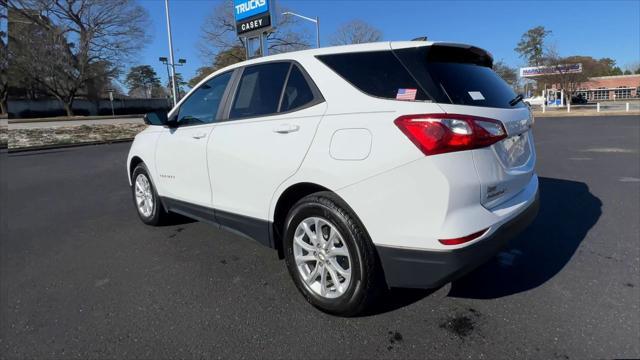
376;191;540;289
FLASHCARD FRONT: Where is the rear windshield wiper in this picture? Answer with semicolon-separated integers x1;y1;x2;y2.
509;94;524;107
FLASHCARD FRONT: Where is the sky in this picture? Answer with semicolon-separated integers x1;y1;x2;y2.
135;0;640;89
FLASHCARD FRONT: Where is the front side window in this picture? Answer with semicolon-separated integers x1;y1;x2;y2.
230;62;290;119
177;71;232;125
281;65;316;112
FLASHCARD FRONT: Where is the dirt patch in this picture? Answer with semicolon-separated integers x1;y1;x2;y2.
439;308;482;339
8;123;147;149
386;330;403;351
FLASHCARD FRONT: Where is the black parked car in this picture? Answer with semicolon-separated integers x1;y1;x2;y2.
571;93;588;104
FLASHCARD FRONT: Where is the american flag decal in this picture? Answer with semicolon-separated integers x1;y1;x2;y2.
396;88;417;101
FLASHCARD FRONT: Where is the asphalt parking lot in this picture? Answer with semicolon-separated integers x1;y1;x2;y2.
2;115;639;359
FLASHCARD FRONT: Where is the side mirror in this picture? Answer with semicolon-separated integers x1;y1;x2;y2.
143;112;168;126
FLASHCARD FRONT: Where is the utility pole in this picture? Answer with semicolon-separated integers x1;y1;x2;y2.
315;16;320;48
164;0;178;107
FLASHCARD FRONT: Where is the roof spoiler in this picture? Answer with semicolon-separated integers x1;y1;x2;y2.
428;43;494;67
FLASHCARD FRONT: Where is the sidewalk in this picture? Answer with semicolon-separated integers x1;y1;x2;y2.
534;110;640;117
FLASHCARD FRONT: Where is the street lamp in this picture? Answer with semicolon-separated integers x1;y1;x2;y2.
282;11;320;48
159;57;186;103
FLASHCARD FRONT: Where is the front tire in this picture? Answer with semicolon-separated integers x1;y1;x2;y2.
131;163;169;226
283;192;384;316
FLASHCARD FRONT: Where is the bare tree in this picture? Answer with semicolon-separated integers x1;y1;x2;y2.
7;0;149;116
543;46;589;104
198;0;310;65
330;20;382;45
493;61;518;89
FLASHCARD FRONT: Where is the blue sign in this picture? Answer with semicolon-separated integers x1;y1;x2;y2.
234;0;270;22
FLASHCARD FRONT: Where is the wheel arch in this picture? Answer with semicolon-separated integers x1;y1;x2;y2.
128;156;144;184
271;182;331;258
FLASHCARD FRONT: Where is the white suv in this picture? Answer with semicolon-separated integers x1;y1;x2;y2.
127;41;539;316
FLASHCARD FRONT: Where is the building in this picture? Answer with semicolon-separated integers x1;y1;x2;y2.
575;74;640;101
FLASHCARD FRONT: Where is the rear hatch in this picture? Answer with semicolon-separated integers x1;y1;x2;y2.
392;43;535;208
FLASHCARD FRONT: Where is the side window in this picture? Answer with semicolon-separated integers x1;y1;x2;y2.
229;62;290;119
281;65;316;112
317;51;429;101
177;71;232;125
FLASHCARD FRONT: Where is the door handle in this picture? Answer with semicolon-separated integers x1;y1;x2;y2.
192;133;208;139
273;123;300;134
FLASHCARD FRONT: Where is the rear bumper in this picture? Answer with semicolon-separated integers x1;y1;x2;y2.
376;190;539;289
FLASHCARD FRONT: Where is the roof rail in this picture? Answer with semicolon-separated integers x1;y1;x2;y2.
411;36;428;41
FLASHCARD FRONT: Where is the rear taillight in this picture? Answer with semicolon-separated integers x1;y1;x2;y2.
394;114;507;156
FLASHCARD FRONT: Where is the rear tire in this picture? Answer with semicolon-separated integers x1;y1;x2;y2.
131;163;169;226
283;191;384;316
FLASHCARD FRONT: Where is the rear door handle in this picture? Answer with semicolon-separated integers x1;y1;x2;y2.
273;123;300;134
192;133;208;139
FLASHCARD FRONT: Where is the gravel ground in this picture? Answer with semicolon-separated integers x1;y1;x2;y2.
8;123;147;149
0;119;7;148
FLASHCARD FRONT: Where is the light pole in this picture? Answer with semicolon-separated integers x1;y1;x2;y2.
282;11;320;48
164;0;179;107
159;57;186;103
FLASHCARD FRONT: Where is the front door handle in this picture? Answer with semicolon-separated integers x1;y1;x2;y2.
273;123;300;134
192;133;208;139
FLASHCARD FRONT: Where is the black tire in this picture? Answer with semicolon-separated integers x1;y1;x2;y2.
131;163;169;226
283;191;385;316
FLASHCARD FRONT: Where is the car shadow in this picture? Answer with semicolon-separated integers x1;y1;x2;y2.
365;176;601;315
448;176;602;299
156;213;197;227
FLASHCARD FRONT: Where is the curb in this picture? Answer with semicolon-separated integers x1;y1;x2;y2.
534;111;640;118
8;138;133;153
8;114;144;124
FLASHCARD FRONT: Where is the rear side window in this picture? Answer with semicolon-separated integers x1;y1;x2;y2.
317;51;430;101
281;65;315;112
230;62;290;119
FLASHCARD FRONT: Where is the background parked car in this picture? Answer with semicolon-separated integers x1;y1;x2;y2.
523;96;545;106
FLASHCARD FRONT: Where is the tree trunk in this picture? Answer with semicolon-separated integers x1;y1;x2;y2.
0;100;6;115
63;100;74;117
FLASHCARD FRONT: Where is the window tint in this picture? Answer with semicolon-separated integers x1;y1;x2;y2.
317;51;430;101
395;47;525;109
177;71;232;125
281;65;315;112
425;62;523;109
230;62;290;118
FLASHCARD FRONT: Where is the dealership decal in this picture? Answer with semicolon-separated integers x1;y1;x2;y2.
234;0;269;21
236;13;271;35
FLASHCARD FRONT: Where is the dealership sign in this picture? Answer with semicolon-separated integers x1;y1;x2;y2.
234;0;274;36
520;63;583;78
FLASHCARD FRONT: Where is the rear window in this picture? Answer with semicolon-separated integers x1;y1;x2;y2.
318;46;523;109
316;51;430;101
396;47;524;109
